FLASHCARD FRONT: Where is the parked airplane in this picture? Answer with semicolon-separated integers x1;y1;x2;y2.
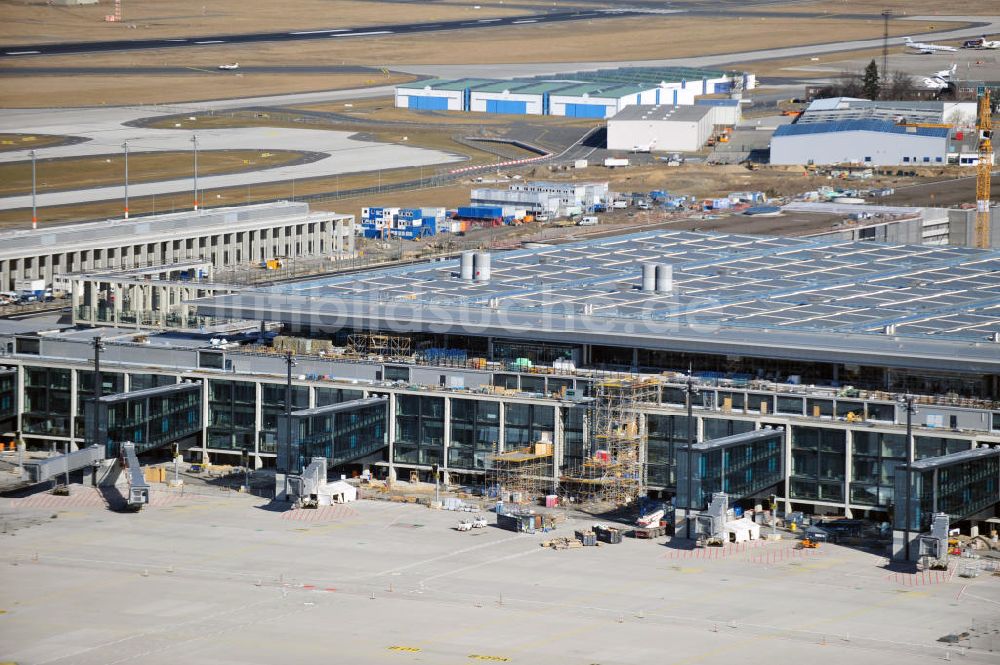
962;36;1000;49
903;37;958;54
631;138;657;153
218;62;239;70
917;64;957;91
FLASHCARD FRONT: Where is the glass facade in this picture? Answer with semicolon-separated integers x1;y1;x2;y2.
0;370;16;434
503;403;554;449
850;430;906;506
647;414;690;488
261;383;309;453
315;387;364;407
129;373;177;392
207;380;257;451
100;385;201;457
395;395;445;465
75;370;124;438
448;398;499;470
23;367;72;437
561;406;587;473
790;426;846;503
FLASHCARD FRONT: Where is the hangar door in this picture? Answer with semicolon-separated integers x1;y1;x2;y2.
486;100;527;114
408;96;450;111
564;103;609;118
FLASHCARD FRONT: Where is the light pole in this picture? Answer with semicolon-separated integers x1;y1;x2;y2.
30;149;37;230
191;134;199;211
901;394;917;560
684;367;699;539
122;140;130;219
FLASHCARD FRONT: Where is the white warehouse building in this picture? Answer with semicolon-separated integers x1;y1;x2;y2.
770;120;950;166
607;105;716;152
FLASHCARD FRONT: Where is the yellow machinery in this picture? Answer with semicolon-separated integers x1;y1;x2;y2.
976;89;992;249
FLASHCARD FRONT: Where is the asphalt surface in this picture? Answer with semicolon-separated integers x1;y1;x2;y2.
0;9;646;58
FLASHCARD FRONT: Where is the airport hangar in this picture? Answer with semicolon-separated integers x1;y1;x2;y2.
770;98;983;167
5;229;995;520
395;67;755;119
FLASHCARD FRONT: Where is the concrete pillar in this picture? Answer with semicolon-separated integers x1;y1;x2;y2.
387;391;397;483
497;401;506;454
442;396;451;478
69;369;79;450
253;381;263;460
843;428;853;518
86;281;97;325
201;379;211;464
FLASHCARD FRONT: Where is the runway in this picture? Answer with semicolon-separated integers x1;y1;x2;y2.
0;9;651;58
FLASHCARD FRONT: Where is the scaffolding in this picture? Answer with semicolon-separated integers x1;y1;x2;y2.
346;331;412;358
488;443;554;506
560;377;659;506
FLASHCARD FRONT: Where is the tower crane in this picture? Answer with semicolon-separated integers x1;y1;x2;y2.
976;89;993;248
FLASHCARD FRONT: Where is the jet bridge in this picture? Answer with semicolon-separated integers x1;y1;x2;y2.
676;427;785;512
87;381;202;458
121;442;149;510
894;446;1000;560
22;444;104;485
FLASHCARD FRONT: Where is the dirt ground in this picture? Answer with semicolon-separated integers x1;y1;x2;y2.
0;0;531;45
0;149;308;196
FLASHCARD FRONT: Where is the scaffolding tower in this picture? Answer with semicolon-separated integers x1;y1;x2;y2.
560;377;659;506
488;443;554;506
346;331;412;358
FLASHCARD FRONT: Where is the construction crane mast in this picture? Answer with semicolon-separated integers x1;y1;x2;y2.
976;89;993;248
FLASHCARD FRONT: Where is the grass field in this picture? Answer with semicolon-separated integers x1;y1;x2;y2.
0;71;416;108
742;0;1000;16
0;149;309;197
0;133;74;152
0;0;531;45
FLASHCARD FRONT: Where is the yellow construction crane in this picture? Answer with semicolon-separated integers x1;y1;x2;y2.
976;89;993;249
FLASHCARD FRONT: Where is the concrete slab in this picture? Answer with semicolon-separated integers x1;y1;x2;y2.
1;490;997;664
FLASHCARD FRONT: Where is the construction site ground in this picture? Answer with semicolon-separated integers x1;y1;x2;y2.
2;488;999;665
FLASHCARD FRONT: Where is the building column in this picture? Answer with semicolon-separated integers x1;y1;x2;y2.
553;405;564;493
387;392;397;483
843;428;853;518
441;396;452;485
201;379;211;464
497;401;506;454
69;369;79;451
253;381;263;466
86;280;97;326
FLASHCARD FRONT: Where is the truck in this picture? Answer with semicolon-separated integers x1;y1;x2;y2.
604;157;629;168
15;279;46;301
577;216;599;226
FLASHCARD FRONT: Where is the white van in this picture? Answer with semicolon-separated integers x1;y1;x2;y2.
577;216;599;226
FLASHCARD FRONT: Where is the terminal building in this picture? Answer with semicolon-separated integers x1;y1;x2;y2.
395;67;755;119
0;202;356;293
1;229;998;555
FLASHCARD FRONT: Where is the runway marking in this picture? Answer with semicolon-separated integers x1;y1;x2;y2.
512;20;537;24
6;51;40;55
469;655;509;662
419;25;442;28
164;39;188;42
194;40;225;44
332;31;392;37
388;646;421;653
477;18;502;23
289;29;349;35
